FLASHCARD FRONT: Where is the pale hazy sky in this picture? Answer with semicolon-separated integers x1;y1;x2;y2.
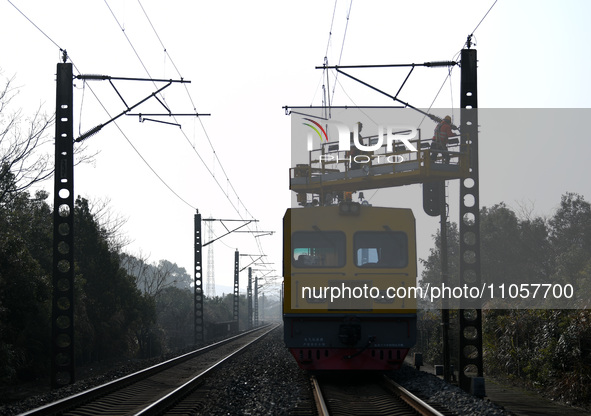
1;1;590;294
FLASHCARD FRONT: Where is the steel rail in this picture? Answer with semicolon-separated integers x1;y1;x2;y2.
381;375;445;416
311;374;445;416
134;323;278;415
310;375;330;416
20;324;275;416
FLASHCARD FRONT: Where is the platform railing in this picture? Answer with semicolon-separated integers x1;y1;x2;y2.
290;134;469;195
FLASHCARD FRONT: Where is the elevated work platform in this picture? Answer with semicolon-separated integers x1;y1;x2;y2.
290;137;469;197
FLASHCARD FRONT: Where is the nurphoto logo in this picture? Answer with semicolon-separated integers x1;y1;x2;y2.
302;117;418;153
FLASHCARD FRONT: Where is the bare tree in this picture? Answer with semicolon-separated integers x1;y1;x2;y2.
0;75;53;205
88;196;131;251
121;252;179;297
0;71;97;206
121;250;152;292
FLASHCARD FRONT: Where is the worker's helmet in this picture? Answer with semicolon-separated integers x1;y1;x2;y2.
444;115;452;123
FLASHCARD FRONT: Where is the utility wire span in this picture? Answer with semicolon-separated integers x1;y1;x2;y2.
134;0;257;223
471;0;498;36
102;3;237;210
324;0;339;59
331;0;354;105
308;0;338;106
463;0;498;49
6;0;63;52
131;2;275;270
7;0;240;225
419;1;498;124
316;0;355;110
103;0;154;86
8;0;199;212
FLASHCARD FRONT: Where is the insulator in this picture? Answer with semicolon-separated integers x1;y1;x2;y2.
75;124;103;142
425;61;456;67
77;74;110;80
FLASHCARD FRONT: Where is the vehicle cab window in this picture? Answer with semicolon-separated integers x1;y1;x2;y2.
292;231;346;267
354;231;408;268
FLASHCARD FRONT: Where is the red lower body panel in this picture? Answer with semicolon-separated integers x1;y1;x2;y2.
289;347;409;370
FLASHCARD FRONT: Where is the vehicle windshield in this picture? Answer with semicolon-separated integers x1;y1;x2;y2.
354;231;408;268
292;231;346;268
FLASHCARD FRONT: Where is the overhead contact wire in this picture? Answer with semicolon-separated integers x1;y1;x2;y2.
330;0;354;105
136;0;255;222
104;1;240;215
135;1;273;265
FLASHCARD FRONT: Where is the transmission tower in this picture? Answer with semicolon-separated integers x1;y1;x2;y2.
206;216;216;297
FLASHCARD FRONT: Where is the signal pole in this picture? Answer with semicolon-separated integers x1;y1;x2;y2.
248;267;253;329
440;183;452;383
254;276;259;327
51;56;75;389
458;45;484;395
194;210;204;344
233;250;240;324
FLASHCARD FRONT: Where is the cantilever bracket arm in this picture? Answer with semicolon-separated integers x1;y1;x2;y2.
314;61;457;122
202;219;259;247
74;75;193;143
333;68;450;124
239;255;266;272
316;61;457;69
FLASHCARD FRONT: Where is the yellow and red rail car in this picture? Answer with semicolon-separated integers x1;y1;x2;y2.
283;202;417;370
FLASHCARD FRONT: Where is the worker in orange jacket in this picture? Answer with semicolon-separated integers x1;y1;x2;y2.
430;115;459;163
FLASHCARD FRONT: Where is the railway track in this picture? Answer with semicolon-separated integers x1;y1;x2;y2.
311;374;448;416
20;324;278;416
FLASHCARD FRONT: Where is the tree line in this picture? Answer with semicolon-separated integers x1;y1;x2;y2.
416;193;591;405
0;170;277;389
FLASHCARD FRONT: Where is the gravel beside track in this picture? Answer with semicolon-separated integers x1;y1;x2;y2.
390;367;511;416
193;326;310;415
